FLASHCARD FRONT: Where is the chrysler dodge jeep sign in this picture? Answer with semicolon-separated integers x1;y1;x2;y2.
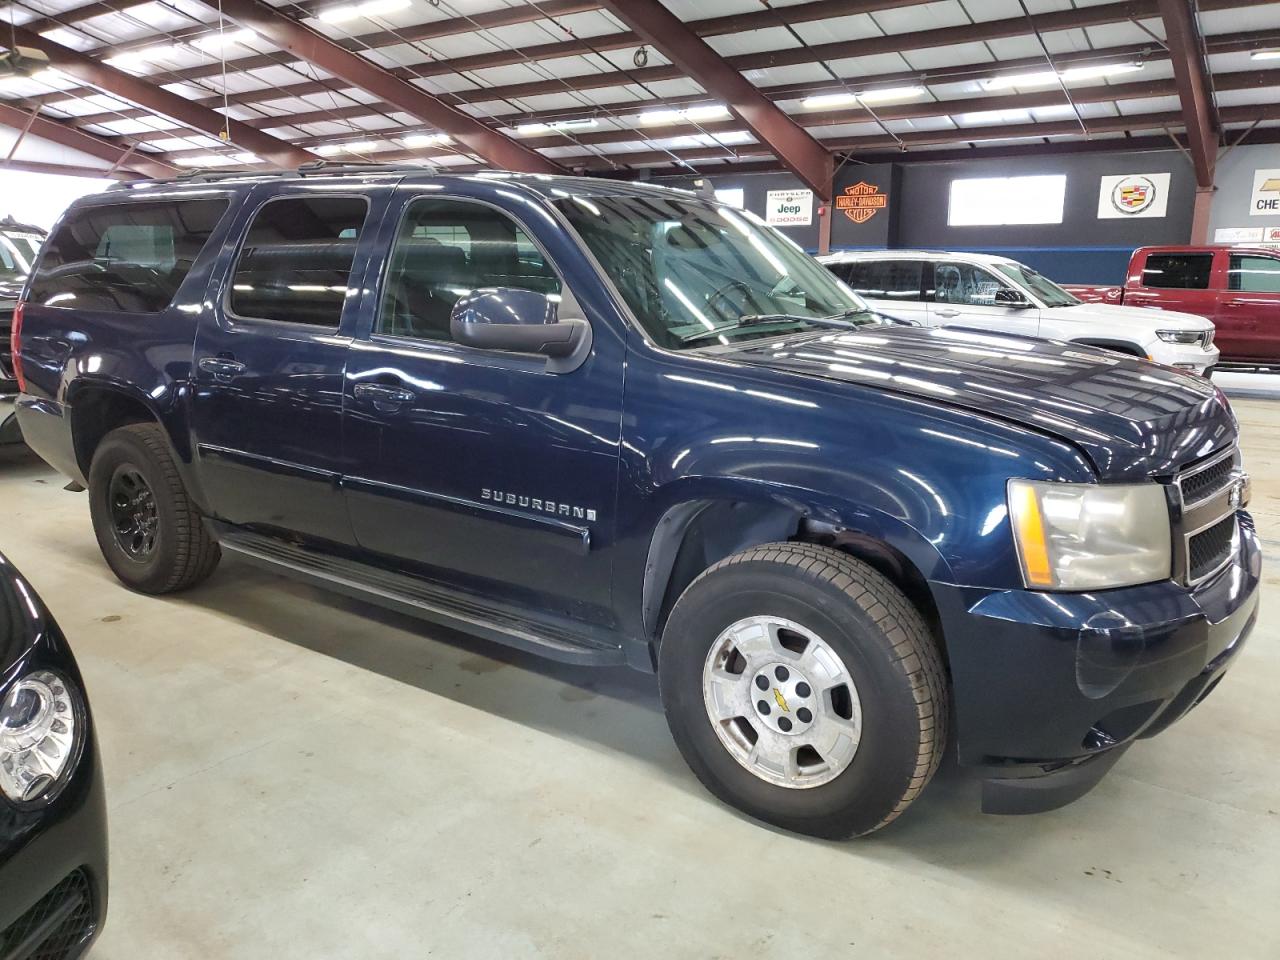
765;188;813;226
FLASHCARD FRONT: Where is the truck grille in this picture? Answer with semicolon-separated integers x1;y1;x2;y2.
0;870;97;960
1174;445;1243;586
1188;515;1237;582
1178;451;1234;504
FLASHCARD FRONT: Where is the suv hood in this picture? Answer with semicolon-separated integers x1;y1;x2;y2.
724;326;1235;479
1051;301;1213;331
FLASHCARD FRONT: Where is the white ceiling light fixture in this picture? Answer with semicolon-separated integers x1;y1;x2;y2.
981;62;1144;90
801;86;924;109
318;0;411;24
516;117;599;135
191;29;259;53
104;44;182;68
1251;50;1280;61
402;133;452;148
639;104;730;125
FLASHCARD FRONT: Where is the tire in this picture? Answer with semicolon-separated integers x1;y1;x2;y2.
659;542;947;839
88;423;220;594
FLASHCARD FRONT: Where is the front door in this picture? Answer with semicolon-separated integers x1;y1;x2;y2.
190;188;384;545
926;260;1041;336
1220;251;1280;363
341;192;624;627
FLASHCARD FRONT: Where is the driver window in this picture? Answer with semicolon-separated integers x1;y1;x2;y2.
932;262;1007;307
377;198;562;342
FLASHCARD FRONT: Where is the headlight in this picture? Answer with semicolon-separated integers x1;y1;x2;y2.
0;671;81;804
1007;480;1171;590
1156;329;1206;344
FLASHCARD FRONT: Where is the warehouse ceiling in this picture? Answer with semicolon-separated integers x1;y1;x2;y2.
0;0;1276;184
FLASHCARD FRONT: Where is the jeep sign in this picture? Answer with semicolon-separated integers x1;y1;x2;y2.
765;188;813;227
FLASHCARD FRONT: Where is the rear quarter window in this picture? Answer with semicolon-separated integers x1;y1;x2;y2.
29;198;230;312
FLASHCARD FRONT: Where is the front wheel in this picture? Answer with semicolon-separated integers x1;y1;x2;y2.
659;543;947;838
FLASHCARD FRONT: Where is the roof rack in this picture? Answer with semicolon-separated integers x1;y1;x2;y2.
110;159;448;190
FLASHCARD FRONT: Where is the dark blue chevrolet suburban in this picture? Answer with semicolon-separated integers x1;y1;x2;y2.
9;167;1262;838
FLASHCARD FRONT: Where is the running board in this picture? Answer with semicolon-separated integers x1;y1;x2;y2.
216;529;626;667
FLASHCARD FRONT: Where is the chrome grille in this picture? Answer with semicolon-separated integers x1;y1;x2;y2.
1174;445;1244;586
1188;515;1236;581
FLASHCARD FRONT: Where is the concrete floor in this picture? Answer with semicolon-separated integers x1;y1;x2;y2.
0;399;1277;960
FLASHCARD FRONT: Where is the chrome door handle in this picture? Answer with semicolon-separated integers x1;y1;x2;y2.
354;383;415;404
197;356;246;377
935;308;961;318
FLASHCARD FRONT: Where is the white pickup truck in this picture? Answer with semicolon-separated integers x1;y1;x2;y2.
818;250;1219;376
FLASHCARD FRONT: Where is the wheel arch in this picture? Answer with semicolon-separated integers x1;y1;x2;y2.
641;490;952;654
66;380;191;483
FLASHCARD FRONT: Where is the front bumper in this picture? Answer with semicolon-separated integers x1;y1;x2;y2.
933;511;1261;813
1147;338;1220;375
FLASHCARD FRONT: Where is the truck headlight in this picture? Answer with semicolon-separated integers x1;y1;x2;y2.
1007;480;1172;590
0;671;81;804
1156;329;1206;344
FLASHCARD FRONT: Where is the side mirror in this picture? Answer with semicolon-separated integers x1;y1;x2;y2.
994;288;1033;309
450;287;592;370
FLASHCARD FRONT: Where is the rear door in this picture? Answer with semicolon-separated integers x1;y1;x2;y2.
1221;251;1280;363
189;186;388;545
926;259;1040;337
836;258;929;325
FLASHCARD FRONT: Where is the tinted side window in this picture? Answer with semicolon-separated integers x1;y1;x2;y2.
229;196;369;327
377;198;561;342
30;198;229;312
1228;254;1280;293
933;262;1007;306
1141;253;1212;290
844;260;923;301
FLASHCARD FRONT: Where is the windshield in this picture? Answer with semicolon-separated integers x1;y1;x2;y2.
555;194;880;349
994;261;1079;308
0;228;42;280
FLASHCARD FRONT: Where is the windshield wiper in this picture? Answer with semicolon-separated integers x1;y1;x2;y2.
678;308;872;345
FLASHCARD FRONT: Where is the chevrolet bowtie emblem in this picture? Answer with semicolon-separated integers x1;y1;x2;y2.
773;688;791;713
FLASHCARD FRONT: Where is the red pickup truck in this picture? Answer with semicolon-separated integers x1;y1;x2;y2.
1066;245;1280;368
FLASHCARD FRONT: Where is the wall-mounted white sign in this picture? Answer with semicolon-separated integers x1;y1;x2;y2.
1214;227;1265;243
765;188;813;226
1250;169;1280;216
1097;173;1170;219
714;187;744;209
948;175;1066;226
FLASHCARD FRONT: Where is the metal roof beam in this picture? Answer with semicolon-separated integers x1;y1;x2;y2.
0;100;177;178
1158;0;1219;188
186;0;563;174
3;25;314;168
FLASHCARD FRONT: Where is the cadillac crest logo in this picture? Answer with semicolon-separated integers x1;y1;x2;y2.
1111;175;1157;215
836;181;887;224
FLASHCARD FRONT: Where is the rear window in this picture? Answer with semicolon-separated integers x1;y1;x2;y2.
1140;252;1213;290
228;195;369;328
841;260;924;301
29;198;229;312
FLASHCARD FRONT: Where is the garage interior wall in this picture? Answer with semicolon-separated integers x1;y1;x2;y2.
1206;143;1280;240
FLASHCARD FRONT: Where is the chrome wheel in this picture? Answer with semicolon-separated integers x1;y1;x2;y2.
108;465;159;561
701;615;863;789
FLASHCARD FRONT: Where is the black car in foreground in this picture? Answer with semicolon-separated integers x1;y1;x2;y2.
0;552;106;958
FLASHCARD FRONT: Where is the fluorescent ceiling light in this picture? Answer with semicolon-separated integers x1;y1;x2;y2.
639;104;729;125
981;62;1143;90
516;117;599;135
317;141;379;155
802;86;924;109
174;155;234;167
191;29;258;53
402;133;451;148
1252;49;1280;61
105;44;182;67
318;0;410;24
